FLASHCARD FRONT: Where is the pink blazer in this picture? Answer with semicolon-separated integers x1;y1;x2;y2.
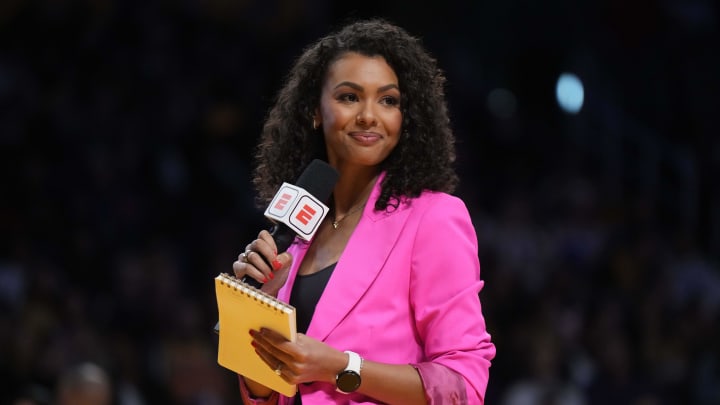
254;175;495;404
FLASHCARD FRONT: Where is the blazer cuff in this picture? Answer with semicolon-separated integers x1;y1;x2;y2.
412;362;468;404
238;375;280;405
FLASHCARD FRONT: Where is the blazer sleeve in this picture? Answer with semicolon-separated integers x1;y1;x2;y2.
238;376;280;405
409;193;495;403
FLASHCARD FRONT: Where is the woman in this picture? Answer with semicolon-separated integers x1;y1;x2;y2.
233;18;495;404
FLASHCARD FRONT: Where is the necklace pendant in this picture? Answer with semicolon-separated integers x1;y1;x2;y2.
332;221;339;229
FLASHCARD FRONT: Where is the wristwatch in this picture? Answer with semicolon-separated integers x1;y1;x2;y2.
336;350;362;393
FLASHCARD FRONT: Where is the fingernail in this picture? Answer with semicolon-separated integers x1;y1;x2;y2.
251;341;257;348
262;276;268;283
272;259;282;271
249;330;255;337
268;272;275;280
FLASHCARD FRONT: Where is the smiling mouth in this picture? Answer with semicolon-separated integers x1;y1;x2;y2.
350;132;381;142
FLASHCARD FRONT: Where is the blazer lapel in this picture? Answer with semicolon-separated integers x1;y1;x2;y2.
306;177;413;342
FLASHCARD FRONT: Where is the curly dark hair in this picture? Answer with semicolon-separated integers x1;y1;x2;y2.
252;18;459;211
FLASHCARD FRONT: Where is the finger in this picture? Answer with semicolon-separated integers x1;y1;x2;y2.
242;236;276;281
256;232;284;272
234;249;271;283
249;234;284;273
259;327;287;342
252;339;283;374
251;329;295;371
275;252;292;271
244;250;275;282
258;229;278;255
232;251;253;278
251;231;277;261
232;259;246;278
233;261;269;283
251;328;288;357
257;327;299;361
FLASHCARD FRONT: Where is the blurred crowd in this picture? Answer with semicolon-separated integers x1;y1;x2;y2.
1;1;718;404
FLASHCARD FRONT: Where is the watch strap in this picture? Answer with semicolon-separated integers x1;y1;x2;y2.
336;350;363;393
344;351;362;373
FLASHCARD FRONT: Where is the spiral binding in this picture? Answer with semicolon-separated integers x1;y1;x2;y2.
217;273;294;314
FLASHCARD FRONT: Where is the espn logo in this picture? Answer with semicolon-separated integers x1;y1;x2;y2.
265;183;329;240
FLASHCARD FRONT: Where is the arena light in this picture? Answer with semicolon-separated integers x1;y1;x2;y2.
555;72;584;114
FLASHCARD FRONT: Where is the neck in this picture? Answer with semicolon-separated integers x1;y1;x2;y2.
331;171;378;215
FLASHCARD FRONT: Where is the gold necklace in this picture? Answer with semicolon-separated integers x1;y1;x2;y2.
331;203;366;229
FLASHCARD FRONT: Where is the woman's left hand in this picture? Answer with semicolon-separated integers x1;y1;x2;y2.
250;328;348;386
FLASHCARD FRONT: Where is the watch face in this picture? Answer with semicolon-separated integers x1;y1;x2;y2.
336;370;361;392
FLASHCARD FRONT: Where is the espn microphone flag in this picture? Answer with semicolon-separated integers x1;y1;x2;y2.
264;159;338;246
265;182;329;241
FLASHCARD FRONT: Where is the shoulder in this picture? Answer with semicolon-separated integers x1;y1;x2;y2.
367;176;472;229
407;191;477;246
403;191;471;219
376;191;476;242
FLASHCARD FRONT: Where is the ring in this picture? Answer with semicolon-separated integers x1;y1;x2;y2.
240;252;248;263
274;363;283;375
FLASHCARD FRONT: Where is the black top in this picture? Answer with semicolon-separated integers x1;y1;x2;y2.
289;262;336;405
290;262;337;333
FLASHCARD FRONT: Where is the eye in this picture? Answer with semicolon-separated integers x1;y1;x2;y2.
338;93;359;103
380;95;400;107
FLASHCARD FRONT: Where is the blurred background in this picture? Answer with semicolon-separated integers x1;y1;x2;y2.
1;1;719;404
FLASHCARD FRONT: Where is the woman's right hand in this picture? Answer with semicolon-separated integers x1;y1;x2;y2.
233;229;293;297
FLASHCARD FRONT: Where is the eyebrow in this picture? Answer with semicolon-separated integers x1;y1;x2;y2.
333;81;400;93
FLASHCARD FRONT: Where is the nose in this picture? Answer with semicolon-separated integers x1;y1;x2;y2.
356;103;377;127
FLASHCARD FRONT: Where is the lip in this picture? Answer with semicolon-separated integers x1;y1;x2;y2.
349;131;382;145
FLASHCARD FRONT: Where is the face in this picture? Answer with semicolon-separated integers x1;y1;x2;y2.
316;52;403;170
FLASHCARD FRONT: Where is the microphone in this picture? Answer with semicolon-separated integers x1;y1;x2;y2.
263;159;339;254
213;159;338;334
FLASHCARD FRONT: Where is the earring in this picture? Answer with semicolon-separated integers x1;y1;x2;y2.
312;118;319;130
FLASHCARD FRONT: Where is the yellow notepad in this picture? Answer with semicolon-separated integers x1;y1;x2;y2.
214;273;297;397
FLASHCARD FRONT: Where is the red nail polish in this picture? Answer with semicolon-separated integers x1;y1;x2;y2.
262;277;268;283
272;259;282;271
268;272;275;280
